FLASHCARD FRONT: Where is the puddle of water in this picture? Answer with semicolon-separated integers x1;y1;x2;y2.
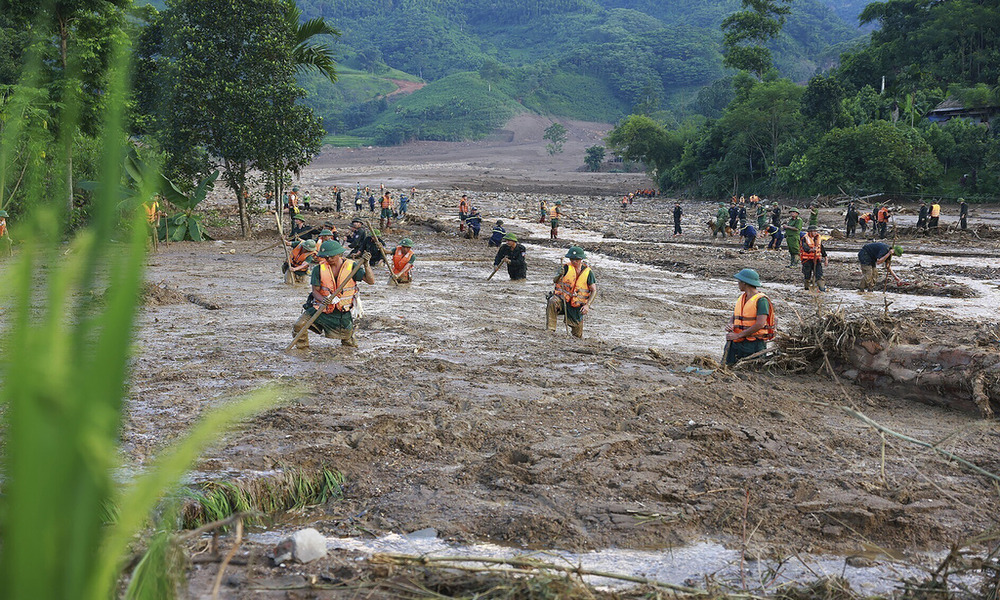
250;529;959;594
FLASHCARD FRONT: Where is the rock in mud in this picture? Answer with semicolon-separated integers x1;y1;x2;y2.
273;528;328;564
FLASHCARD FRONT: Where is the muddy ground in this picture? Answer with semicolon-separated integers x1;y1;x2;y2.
127;125;1000;597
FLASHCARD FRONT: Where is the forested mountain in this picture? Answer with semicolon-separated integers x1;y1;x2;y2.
292;0;862;144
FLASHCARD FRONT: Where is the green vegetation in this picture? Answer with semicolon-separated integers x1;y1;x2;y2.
584;145;606;171
607;0;1000;199
357;72;522;145
544;122;568;155
284;0;861;143
0;29;285;600
181;467;346;529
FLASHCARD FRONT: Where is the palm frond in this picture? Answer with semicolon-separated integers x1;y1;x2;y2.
295;17;339;44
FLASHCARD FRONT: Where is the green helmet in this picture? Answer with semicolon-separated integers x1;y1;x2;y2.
893;245;903;257
734;268;762;287
565;246;586;260
0;210;8;218
502;232;518;242
292;186;299;192
317;240;346;257
555;200;562;205
400;238;413;247
302;240;317;252
318;229;334;237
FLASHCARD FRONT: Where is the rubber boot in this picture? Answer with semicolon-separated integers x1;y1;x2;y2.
568;319;584;339
817;278;826;292
804;279;810;291
291;313;311;349
546;297;560;331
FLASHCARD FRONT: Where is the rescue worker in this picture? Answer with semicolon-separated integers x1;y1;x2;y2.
783;208;803;267
283;239;316;284
546;246;596;338
714;203;729;238
292;241;375;349
549;200;562;239
725;269;775;365
367;192;376;213
379;191;393;230
770;204;781;227
290;216;319;240
465;207;483;239
673;202;683;236
390;238;415;284
845;202;859;238
398;194;409;215
488;220;506;247
959;198;968;230
459;194;470;232
756;203;767;229
800;225;828;291
859;212;871;235
334;186;343;212
916;202;929;230
345;219;368;255
288;187;300;217
764;224;783;250
540;199;548;223
876;204;890;239
929;201;941;231
739;223;757;251
808;203;819;228
858;242;902;292
354;188;363;212
320;221;340;242
492;232;527;281
316;229;337;247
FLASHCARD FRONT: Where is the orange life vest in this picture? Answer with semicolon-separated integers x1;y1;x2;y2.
316;259;357;313
548;206;560;219
733;292;775;342
381;196;392;209
289;192;298;207
392;247;413;277
459;199;469;213
289;244;311;271
0;219;7;237
930;204;940;217
799;232;822;262
877;207;889;222
554;263;592;308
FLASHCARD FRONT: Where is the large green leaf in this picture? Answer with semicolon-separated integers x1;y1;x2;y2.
188;218;203;241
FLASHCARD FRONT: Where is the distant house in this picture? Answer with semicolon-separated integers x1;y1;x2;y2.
926;97;999;127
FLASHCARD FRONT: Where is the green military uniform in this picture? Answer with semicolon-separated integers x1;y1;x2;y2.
784;210;803;267
715;205;728;237
547;246;595;338
809;206;819;228
292;241;368;348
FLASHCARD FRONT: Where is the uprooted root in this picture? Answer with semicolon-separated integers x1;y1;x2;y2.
763;309;901;374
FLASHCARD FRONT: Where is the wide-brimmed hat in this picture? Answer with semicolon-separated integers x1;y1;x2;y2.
565;246;586;260
893;245;903;256
400;238;413;247
502;232;518;242
0;210;8;218
318;229;334;236
317;241;346;257
734;268;762;287
302;240;318;252
807;225;818;232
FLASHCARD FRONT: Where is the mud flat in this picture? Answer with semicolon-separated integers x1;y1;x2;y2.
132;144;1000;596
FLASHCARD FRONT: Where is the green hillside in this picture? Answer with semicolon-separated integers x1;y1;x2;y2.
294;0;865;145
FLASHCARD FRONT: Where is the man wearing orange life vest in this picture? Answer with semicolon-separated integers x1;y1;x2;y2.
283;239;316;284
547;246;596;338
725;269;775;365
292;240;375;349
875;205;890;239
799;225;828;292
928;201;941;231
390;238;415;284
459;194;470;232
379;191;394;230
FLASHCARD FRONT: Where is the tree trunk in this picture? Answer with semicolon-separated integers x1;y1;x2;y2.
59;16;73;219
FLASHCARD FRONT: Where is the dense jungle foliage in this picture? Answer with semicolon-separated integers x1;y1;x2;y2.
605;0;1000;199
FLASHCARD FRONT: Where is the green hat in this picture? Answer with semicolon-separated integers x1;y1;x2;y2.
555;200;562;205
958;197;966;203
734;268;762;287
323;220;336;228
565;246;586;260
893;245;903;257
317;240;346;257
400;238;413;247
318;229;334;237
292;186;299;191
293;215;305;222
502;232;518;242
0;210;8;218
807;225;817;232
302;240;317;252
789;207;800;214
